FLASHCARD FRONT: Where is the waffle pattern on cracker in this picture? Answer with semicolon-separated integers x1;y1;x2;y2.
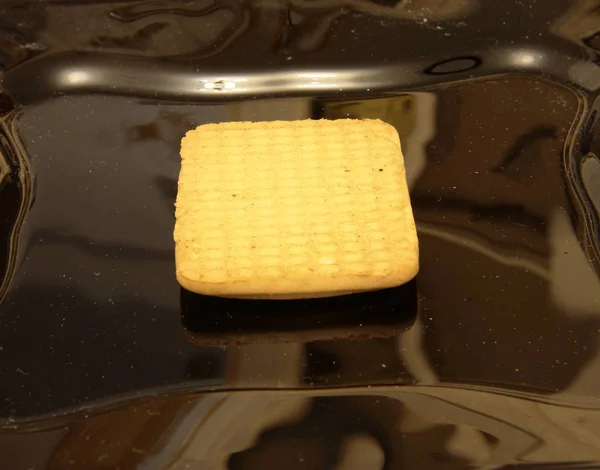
174;119;418;298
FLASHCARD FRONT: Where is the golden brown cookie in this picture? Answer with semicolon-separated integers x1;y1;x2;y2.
174;119;418;298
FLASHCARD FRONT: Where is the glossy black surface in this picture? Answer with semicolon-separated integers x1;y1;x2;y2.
182;282;418;345
1;0;600;468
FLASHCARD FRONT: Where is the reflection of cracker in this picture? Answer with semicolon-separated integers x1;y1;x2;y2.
180;283;418;346
175;119;418;299
549;0;600;45
183;324;404;346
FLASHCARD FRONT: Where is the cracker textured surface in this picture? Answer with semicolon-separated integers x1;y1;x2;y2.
174;119;418;298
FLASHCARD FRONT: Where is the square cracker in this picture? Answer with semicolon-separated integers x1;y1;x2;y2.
174;119;418;299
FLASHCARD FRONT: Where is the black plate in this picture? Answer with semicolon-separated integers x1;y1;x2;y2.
181;282;418;345
2;0;600;468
